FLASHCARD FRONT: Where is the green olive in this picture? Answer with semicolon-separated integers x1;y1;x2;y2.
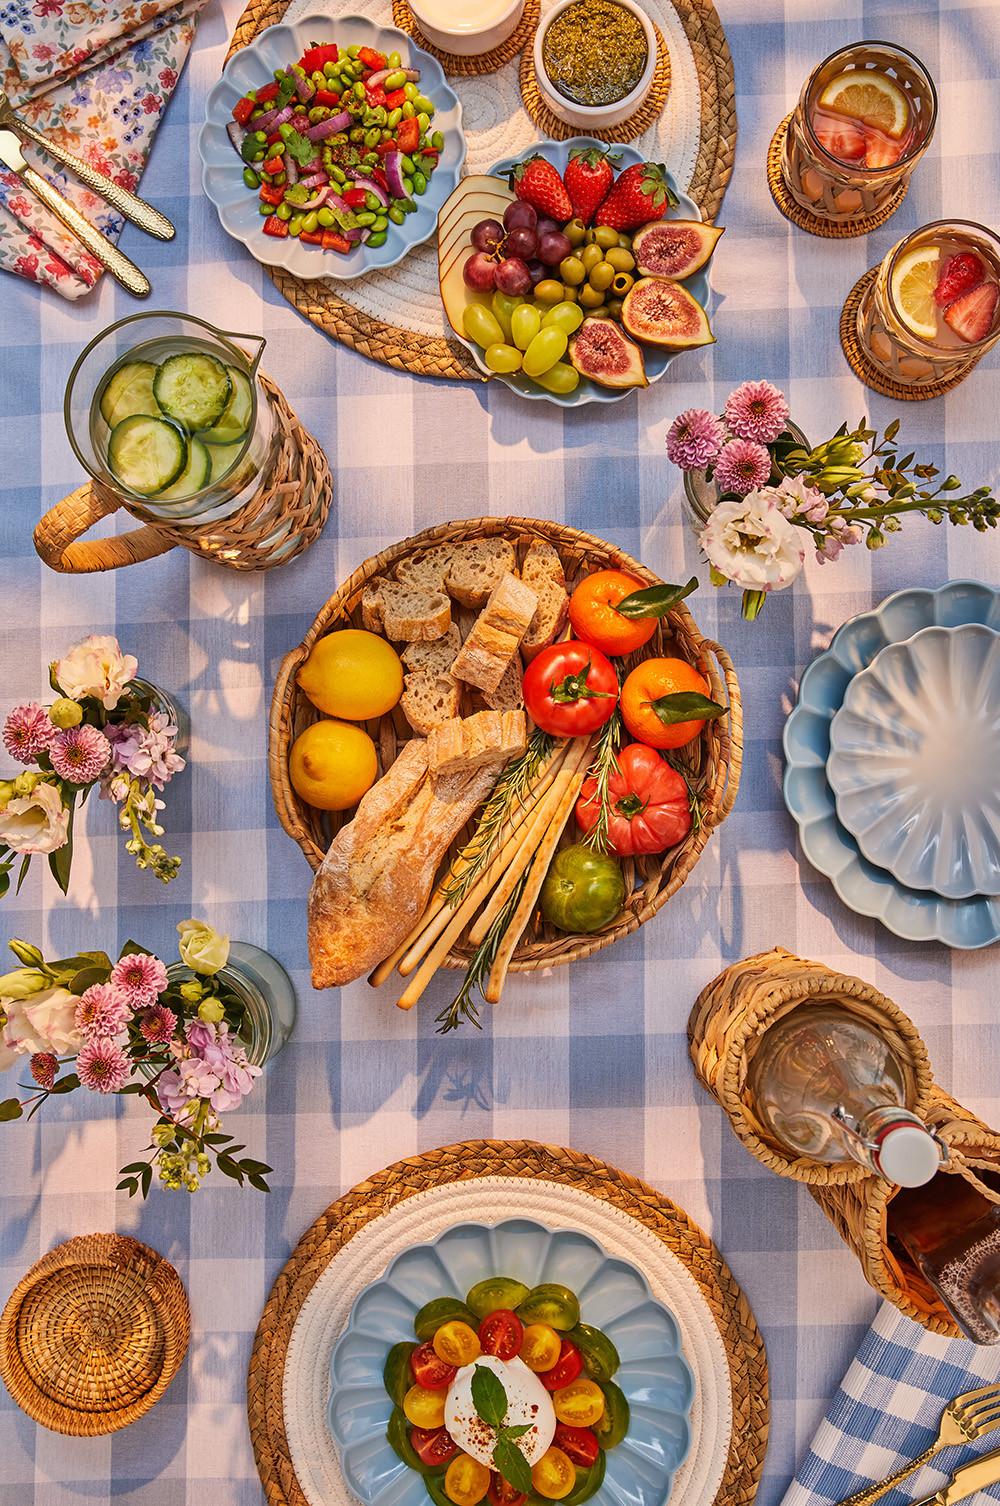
617;232;632;248
593;225;620;249
584;227;597;244
587;307;612;318
559;255;586;286
534;278;566;305
611;272;635;296
580;243;604;273
563;217;587;246
384;1342;417;1406
588;260;616;292
559;284;579;303
605;298;624;320
605;246;635;272
466;1276;531;1319
569;1323;620;1381
413;1299;478;1341
515;1282;581;1331
578;283;606;309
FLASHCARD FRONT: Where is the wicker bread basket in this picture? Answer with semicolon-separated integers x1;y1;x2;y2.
269;516;742;972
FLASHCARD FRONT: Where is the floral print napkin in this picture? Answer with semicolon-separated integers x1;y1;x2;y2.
0;0;208;297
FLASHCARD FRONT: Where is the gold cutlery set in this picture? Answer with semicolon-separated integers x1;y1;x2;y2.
837;1384;1000;1506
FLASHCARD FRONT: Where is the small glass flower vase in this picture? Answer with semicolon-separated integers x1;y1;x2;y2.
166;942;297;1068
681;421;812;533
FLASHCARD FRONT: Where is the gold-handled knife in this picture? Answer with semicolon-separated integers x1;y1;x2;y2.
0;127;150;297
911;1448;1000;1506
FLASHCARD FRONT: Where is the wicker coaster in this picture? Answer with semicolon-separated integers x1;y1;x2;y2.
246;1139;769;1506
391;0;540;74
520;24;671;144
0;1234;189;1436
839;268;974;401
767;113;908;239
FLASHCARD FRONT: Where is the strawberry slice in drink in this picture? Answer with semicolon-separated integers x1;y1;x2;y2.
863;134;903;170
933;251;985;308
815;115;866;162
943;280;999;343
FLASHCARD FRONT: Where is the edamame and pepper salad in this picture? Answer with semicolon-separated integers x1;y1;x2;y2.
229;39;446;254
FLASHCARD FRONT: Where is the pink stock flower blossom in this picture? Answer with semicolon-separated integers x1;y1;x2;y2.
49;724;111;784
665;408;725;471
74;983;132;1040
110;952;167;1007
713;439;773;498
138;1004;177;1045
774;474;828;521
106;712;185;790
76;1037;131;1094
724;381;790;445
158;1020;261;1119
3;704;53;763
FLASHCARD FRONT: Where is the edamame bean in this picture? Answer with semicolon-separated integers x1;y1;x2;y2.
402;175;413;194
349;126;365;142
365;127;381;148
380;128;392;141
330;165;347;183
416;112;430;132
388;205;406;225
303;211;319;233
243;167;260;189
367;230;387;247
403;82;418;100
383;69;407;91
414;94;434;115
347;44;361;57
431;130;444;150
353;81;366;99
388;107;402;128
278;122;293;140
258;202;271;215
401;101;415;118
275;201;292;221
323;59;338;77
356;211;377;226
364;192;382;211
412;171;426;194
373;214;388;231
269;140;285;155
317;207;335;227
371;105;387;125
388;50;402;66
401;154;416;174
289;214;303;236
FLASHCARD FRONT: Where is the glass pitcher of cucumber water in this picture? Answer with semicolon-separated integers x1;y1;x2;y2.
64;312;277;524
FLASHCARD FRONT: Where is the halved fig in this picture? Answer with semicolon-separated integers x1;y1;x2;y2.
621;277;714;349
569;317;647;389
631;219;723;280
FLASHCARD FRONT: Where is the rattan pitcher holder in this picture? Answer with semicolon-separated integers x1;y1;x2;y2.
689;947;1000;1335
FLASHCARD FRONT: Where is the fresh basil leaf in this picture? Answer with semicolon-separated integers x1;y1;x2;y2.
493;1436;532;1496
614;576;698;620
471;1364;508;1430
649;691;726;727
503;1424;532;1440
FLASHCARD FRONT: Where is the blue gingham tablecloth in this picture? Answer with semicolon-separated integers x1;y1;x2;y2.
1;0;999;1502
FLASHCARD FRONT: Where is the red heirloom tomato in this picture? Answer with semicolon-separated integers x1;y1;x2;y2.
410;1341;458;1390
488;1475;527;1506
522;642;619;738
568;570;658;657
479;1309;523;1361
553;1424;600;1468
539;1338;584;1391
411;1426;459;1468
575;742;692;857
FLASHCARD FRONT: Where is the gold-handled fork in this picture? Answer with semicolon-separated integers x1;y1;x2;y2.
835;1382;1000;1506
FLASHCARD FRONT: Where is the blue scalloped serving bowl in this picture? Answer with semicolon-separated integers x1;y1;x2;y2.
328;1219;694;1506
783;580;1000;948
199;14;466;280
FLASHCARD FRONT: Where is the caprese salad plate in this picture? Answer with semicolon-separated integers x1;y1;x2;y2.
329;1220;694;1506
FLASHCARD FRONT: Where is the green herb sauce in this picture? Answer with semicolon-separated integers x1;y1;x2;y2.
541;0;649;108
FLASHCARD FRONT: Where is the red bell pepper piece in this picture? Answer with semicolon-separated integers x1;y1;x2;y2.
357;46;386;70
255;81;280;105
370;167;389;191
266;131;282;145
421;146;439;158
313;88;341;108
258;182;285;206
365;83;387;108
262;155;284;175
232;96;255;127
342;187;368;208
396;117;420;155
300;43;338;73
375;138;397;157
384;87;406;109
322;230;353;253
299;229;324;244
262;215;288;237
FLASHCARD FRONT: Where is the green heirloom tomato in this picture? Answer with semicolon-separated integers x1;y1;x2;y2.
570;1323;620;1381
593;1381;630;1449
386;1406;424;1471
383;1341;417;1406
516;1282;580;1331
562;1451;607;1506
466;1275;531;1319
414;1297;478;1341
540;845;625;935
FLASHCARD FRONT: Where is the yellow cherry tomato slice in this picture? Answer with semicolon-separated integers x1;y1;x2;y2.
532;1447;577;1501
553;1378;605;1428
444;1453;491;1506
520;1323;562;1372
433;1320;482;1367
403;1383;447;1429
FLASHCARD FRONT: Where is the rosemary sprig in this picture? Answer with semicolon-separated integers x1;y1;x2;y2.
664;753;704;836
581;711;622;854
436;874;528;1034
442;730;554;907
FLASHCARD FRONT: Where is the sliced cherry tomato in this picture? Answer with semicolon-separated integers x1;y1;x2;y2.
300;43;339;72
385;87;407;108
488;1474;527;1506
479;1309;523;1361
539;1338;584;1392
254;80;280;105
568;570;658;657
521;641;618;738
433;1320;481;1367
553;1425;600;1468
313;88;342;108
521;1323;562;1373
232;96;255;127
444;1454;491;1506
410;1340;458;1390
403;1383;447;1429
553;1378;604;1427
412;1426;459;1469
531;1447;576;1501
397;116;421;155
358;45;387;69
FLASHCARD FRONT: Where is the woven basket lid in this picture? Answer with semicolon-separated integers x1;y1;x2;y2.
0;1233;190;1436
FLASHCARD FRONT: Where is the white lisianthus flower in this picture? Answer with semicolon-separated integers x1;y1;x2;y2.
1;985;80;1064
0;779;69;854
177;920;230;976
54;635;138;711
700;490;806;594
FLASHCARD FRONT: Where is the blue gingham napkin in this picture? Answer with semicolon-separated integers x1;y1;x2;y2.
782;1303;1000;1506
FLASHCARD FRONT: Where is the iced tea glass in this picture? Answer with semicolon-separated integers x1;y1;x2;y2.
780;41;937;229
854;220;1000;392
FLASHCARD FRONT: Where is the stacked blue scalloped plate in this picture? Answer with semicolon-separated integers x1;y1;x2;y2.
783;581;1000;948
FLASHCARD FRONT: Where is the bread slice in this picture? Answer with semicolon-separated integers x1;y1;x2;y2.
520;540;569;661
362;578;451;641
445;539;518;607
400;625;462;736
452;573;539;694
393;545;454;596
428;709;526;777
482;657;524;713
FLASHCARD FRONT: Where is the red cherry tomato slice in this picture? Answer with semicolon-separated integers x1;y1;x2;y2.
553;1424;600;1468
410;1341;458;1390
479;1309;524;1361
411;1426;459;1468
539;1338;584;1391
488;1474;527;1506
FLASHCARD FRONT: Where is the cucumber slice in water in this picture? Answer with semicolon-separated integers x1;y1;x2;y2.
153;352;232;431
156;436;212;501
200;367;253;445
99;361;157;427
205;443;238;486
108;415;187;496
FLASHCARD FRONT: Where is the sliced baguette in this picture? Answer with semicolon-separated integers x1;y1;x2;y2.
365;578;451;641
452;573;539;695
482;657;524;713
400;625;462;736
445;539;518;607
428;709;526;776
520;540;569;661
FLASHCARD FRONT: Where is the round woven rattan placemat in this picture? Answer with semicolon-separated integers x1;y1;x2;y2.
246;1139;768;1506
225;0;735;379
767;113;908;239
839;268;974;401
391;0;540;74
519;24;671;144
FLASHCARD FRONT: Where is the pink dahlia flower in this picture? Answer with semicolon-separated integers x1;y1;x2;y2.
3;704;54;764
138;1004;177;1046
110;952;168;1007
30;1051;57;1089
49;724;111;785
723;381;790;445
75;982;132;1040
714;439;773;498
665;408;725;471
76;1037;131;1094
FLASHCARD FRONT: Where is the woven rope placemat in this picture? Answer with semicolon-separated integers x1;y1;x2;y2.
226;0;735;379
391;0;540;74
247;1139;769;1506
767;114;908;239
839;268;974;402
519;24;671;144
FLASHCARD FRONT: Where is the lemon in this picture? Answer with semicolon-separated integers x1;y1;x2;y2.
891;245;940;342
297;629;403;721
819;70;909;138
289;720;378;811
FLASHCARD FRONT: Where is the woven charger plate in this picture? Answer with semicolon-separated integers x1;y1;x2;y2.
226;0;736;379
247;1140;768;1506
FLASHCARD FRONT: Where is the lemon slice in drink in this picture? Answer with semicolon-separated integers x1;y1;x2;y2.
819;70;910;138
891;245;940;341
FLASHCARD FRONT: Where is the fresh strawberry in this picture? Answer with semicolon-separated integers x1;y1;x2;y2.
934;251;985;308
593;162;678;231
814;117;866;162
512;156;572;221
863;135;902;170
943;281;999;344
563;147;619;225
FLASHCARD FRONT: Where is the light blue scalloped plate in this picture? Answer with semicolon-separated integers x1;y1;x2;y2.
199;14;465;280
328;1219;694;1506
783;580;1000;948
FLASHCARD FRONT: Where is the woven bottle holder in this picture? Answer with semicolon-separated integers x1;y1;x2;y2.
33;375;333;574
688;947;1000;1335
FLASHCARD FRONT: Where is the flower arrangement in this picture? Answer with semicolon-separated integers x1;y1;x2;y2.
0;634;185;897
667;381;999;619
0;920;271;1197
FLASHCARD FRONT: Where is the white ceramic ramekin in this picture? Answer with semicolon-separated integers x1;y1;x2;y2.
532;0;657;130
407;0;525;56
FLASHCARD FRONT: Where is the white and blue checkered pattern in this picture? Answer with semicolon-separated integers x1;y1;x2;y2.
1;0;999;1503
